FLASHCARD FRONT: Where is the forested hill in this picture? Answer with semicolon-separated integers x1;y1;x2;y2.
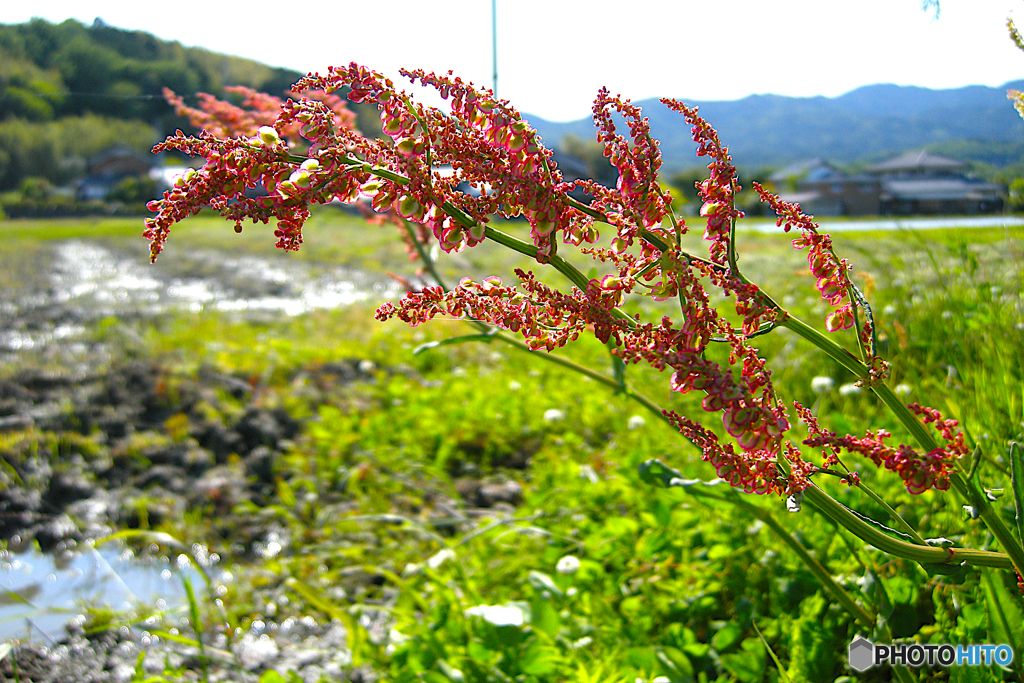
0;18;303;124
0;18;307;191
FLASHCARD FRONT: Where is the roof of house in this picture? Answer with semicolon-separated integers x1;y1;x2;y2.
882;178;1003;200
769;158;834;182
868;151;967;174
86;146;153;176
776;191;824;205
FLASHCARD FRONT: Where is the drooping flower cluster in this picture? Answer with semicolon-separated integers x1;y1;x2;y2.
294;64;589;262
662;100;743;265
752;182;855;332
665;412;781;494
579;90;674;253
375;270;629;351
163;86;283;139
164;85;357;145
146;63;965;499
803;412;959;495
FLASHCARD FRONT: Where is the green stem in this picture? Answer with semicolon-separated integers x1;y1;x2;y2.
802;483;1011;568
873;383;1024;577
776;313;866;378
297;147;1024;577
854;481;928;546
779;449;1008;568
776;312;1024;572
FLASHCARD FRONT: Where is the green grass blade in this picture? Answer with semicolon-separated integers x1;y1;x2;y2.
414;333;497;354
1011;442;1024;547
147;628;202;649
752;622;795;683
181;574;209;683
284;577;362;665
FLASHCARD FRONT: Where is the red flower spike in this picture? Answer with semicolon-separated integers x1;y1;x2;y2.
148;64;964;501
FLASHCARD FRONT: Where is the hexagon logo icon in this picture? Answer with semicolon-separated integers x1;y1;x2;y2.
849;636;875;671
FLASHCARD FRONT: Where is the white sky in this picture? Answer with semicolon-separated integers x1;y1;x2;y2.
2;0;1023;121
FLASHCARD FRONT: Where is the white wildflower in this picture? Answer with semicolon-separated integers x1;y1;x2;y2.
427;548;456;569
556;555;581;575
811;376;835;394
839;383;862;396
465;603;528;627
543;409;565;423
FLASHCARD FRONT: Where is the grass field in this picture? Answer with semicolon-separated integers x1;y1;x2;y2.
1;210;1023;682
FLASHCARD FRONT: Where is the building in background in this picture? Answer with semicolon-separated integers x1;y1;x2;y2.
76;147;154;201
772;152;1003;216
867;151;1003;215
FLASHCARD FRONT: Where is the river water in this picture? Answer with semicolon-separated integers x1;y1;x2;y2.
1;544;200;643
1;239;403;358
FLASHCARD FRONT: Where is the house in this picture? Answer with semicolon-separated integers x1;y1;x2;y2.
770;159;881;216
866;151;1004;215
773;151;1003;217
76;147;154;201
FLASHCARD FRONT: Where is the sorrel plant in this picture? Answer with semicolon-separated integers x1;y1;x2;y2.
145;64;1024;646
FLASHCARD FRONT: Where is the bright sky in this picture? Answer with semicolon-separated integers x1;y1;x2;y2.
2;0;1022;121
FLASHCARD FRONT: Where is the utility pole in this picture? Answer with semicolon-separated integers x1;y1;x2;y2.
491;0;498;97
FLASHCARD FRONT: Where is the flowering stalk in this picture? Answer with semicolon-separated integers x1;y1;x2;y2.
147;64;1023;579
397;215;673;430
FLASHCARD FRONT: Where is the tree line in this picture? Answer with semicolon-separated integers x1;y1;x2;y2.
0;17;306;195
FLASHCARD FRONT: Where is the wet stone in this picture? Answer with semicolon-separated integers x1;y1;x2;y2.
235;407;300;455
45;470;97;507
244;445;276;485
456;478;524;508
198;364;254;399
138;464;189;494
195;420;244;462
65;495;114;537
32;514;80;551
0;487;43;538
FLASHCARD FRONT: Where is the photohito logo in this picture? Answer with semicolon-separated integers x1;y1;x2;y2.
849;636;1015;671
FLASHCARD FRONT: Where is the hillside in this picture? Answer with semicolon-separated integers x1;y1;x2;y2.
0;18;303;124
525;82;1024;173
0;18;308;192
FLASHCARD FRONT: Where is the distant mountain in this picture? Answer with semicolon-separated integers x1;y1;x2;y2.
523;82;1024;173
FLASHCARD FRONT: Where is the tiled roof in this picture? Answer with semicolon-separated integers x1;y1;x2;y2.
868;151;966;173
882;178;1002;200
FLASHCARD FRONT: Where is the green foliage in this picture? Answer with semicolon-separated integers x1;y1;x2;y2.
0;114;158;190
558;134;618;186
108;175;158;205
1008;177;1024;212
0;18;322;193
0;18;303;125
